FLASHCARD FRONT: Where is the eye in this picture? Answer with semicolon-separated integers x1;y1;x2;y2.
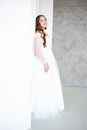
39;17;47;23
40;20;43;22
45;18;47;21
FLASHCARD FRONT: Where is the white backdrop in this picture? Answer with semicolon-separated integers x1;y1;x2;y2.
0;0;53;129
0;0;32;129
39;0;53;48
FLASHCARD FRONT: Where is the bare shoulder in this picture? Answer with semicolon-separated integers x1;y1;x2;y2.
35;31;41;37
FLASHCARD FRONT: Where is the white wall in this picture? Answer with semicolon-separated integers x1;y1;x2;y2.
0;0;54;129
0;0;32;129
31;0;40;38
39;0;53;48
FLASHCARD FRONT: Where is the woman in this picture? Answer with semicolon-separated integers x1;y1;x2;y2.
31;15;64;119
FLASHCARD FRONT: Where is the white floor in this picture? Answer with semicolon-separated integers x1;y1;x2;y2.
30;87;87;130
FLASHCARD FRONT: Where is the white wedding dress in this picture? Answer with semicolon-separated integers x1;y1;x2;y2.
31;32;64;119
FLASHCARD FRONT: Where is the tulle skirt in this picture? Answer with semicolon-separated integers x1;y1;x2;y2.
31;48;64;119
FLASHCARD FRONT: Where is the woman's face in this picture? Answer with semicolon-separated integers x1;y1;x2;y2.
39;16;47;29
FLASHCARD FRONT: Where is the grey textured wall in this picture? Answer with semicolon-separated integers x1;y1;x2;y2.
52;0;87;87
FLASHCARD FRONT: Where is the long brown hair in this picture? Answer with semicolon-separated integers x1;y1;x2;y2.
35;15;47;48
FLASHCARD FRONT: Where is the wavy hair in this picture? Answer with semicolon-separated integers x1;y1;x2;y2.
35;15;47;47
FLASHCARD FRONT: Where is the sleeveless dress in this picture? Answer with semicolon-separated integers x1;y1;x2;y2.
31;32;64;119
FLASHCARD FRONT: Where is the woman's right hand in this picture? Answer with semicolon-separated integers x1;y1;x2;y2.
44;63;49;72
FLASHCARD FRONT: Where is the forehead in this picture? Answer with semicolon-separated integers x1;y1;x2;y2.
39;16;46;21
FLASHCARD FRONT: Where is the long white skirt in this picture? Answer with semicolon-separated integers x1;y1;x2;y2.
31;47;64;119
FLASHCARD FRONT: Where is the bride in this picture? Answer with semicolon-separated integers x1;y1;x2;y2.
31;15;65;119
